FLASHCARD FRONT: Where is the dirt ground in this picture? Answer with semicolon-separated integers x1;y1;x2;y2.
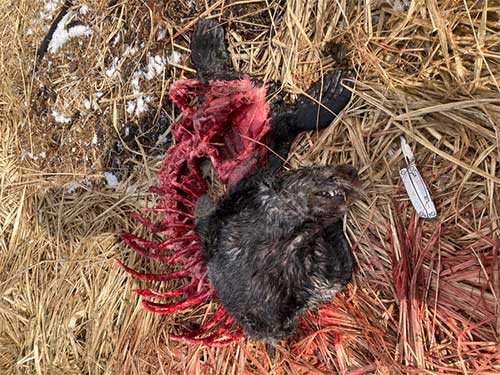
1;0;500;374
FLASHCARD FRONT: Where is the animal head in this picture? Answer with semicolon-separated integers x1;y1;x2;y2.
279;165;360;223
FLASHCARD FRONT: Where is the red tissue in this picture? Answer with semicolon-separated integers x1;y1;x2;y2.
117;77;270;346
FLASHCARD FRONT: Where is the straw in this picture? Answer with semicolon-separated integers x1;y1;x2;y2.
1;0;499;373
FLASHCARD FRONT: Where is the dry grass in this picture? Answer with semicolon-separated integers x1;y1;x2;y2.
1;0;499;374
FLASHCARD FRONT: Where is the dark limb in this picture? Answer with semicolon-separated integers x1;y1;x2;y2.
190;19;239;81
266;70;354;171
292;69;353;132
266;111;297;172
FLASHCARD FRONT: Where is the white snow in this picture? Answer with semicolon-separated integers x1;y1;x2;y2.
167;51;182;65
83;99;91;109
83;92;103;111
126;95;152;116
126;100;137;114
105;56;120;77
112;33;121;46
20;151;47;161
52;110;71;123
144;55;166;80
48;12;91;53
126;66;157;116
130;69;142;92
393;0;410;10
79;4;89;15
135;96;147;113
112;49;171;117
157;28;166;41
123;45;138;57
41;0;61;21
104;172;119;187
65;182;81;193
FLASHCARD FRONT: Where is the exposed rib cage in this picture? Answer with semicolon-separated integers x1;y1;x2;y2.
117;77;270;346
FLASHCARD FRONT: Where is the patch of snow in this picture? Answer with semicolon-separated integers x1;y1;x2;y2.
124;45;138;57
83;92;103;111
20;151;47;161
135;96;147;113
105;56;120;77
157;27;166;41
112;33;121;46
91;133;98;145
144;55;166;80
104;172;119;187
127;95;152;116
79;4;89;15
126;100;137;114
52;110;71;123
393;0;410;11
126;69;149;116
41;0;62;21
83;99;91;109
65;182;81;193
125;53;169;116
167;51;182;65
130;69;142;92
21;151;37;160
48;12;91;53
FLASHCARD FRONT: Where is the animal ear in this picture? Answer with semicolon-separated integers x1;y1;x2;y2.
292;70;353;132
190;19;230;79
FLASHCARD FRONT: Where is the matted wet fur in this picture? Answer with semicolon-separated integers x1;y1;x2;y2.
196;165;359;341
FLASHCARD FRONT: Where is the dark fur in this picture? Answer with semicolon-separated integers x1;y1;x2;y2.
191;19;357;342
196;166;358;341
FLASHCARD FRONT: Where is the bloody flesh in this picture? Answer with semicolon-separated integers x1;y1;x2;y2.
117;77;271;346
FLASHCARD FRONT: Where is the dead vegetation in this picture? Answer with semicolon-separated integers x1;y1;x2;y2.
1;0;499;374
